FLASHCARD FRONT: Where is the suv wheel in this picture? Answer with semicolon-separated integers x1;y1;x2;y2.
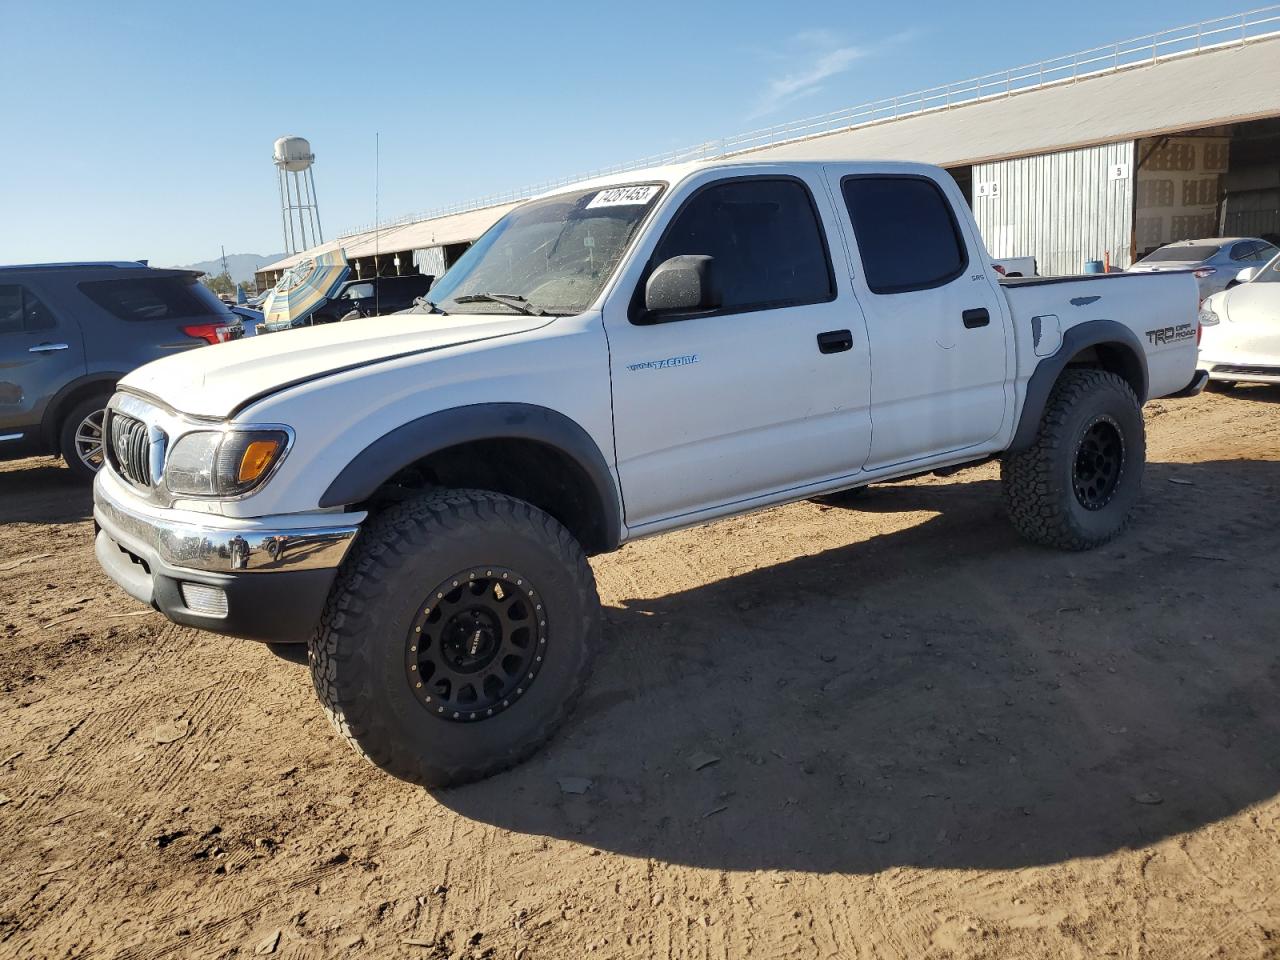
59;395;111;480
1001;369;1145;551
309;488;600;786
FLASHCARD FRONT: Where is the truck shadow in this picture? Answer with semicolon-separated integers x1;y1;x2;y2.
0;460;93;525
435;458;1280;874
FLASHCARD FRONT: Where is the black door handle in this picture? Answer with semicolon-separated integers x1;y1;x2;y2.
817;329;853;354
962;308;990;328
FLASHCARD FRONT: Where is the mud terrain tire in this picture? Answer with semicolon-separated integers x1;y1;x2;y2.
309;489;600;786
1002;369;1144;551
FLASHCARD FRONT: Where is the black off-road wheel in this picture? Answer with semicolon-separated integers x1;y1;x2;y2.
309;489;600;787
1001;369;1144;551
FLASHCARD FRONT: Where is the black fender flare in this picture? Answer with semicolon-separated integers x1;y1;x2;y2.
1007;319;1149;454
318;403;622;549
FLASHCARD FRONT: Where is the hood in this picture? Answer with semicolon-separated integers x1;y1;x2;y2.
1217;281;1279;325
121;312;550;419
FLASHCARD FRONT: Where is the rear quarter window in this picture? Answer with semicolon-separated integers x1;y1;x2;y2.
79;276;223;322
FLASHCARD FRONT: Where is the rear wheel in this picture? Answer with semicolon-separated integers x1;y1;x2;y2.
1001;369;1144;551
59;394;111;481
309;489;600;786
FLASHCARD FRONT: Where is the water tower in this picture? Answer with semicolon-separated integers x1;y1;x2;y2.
273;136;324;254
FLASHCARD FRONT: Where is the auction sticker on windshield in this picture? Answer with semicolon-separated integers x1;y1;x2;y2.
586;185;662;208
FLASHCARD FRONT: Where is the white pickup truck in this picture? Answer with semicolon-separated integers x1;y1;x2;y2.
94;159;1205;785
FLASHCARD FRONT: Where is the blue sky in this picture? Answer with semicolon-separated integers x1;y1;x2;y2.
0;0;1244;266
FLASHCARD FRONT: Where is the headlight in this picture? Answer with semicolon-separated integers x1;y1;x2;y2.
1198;305;1220;327
165;429;289;497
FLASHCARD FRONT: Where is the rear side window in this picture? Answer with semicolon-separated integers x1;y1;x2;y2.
841;176;967;294
79;276;223;322
649;177;834;314
0;284;57;334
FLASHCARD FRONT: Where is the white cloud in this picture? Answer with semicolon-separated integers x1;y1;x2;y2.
747;29;913;121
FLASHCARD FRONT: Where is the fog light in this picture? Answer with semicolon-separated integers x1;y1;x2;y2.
180;582;228;618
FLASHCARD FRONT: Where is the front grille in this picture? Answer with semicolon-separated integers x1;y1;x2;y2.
108;412;153;487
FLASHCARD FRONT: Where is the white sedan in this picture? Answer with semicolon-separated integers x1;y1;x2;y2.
1198;252;1280;388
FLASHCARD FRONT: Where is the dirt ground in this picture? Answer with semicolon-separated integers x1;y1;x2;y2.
1;388;1279;960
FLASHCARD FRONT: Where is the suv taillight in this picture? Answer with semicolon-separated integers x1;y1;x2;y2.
183;322;237;345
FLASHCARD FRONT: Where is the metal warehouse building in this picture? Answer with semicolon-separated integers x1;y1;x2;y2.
257;9;1280;289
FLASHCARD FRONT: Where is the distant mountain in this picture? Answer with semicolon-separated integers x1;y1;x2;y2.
172;252;286;286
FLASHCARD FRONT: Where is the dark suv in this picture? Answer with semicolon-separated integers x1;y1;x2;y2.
0;262;243;479
260;273;433;332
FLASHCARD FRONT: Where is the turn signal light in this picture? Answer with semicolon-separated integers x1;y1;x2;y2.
1192;267;1217;279
238;439;281;483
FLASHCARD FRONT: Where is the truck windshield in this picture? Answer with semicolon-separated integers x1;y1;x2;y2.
422;183;665;316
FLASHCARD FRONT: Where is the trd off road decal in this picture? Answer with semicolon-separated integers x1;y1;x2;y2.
626;354;699;372
1145;323;1195;346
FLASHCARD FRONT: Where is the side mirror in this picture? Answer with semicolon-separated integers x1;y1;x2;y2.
1235;266;1258;284
643;255;720;317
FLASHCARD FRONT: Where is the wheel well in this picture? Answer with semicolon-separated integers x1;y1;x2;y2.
1065;342;1145;401
42;378;117;447
366;438;613;555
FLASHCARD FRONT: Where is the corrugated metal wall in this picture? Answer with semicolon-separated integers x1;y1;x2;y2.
970;141;1135;275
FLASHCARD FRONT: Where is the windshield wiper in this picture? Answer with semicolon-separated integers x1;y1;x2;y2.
453;293;547;316
410;296;448;315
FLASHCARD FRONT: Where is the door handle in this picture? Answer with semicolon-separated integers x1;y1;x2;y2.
816;329;853;354
962;308;990;329
29;342;69;353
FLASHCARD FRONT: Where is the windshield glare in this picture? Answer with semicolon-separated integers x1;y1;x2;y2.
421;183;664;316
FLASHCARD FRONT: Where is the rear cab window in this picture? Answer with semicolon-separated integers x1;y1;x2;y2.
638;176;835;320
78;275;225;322
840;176;968;294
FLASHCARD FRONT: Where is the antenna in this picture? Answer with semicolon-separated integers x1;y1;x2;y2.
374;132;381;316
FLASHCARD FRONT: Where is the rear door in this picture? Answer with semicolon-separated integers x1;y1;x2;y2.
825;168;1013;468
0;281;86;442
604;168;873;528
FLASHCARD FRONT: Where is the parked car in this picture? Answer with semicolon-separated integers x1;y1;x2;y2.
259;273;434;332
1128;237;1278;299
229;305;264;335
992;255;1036;277
93;159;1203;786
0;262;243;479
1197;250;1280;388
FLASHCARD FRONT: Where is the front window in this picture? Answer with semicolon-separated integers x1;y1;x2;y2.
424;183;665;316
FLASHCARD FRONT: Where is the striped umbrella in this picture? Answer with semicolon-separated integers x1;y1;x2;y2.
261;249;350;327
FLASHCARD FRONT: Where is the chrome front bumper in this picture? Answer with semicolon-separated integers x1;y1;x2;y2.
94;472;361;575
93;470;364;642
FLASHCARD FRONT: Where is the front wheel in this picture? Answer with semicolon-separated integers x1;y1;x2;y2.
1001;369;1145;551
309;489;600;786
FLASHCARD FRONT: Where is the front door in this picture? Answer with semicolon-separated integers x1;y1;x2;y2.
0;283;85;443
826;169;1012;468
603;170;873;530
